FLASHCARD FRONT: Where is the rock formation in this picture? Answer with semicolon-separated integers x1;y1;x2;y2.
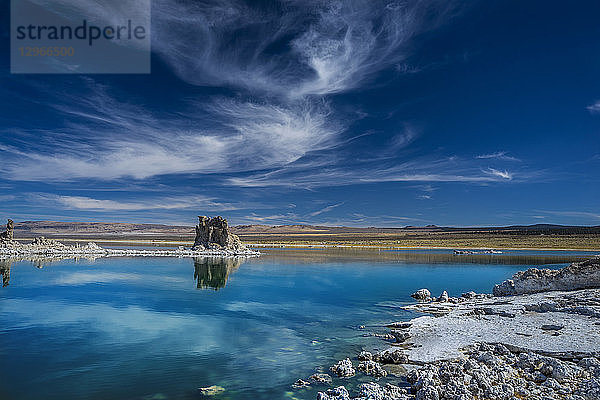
493;257;600;296
0;216;257;257
0;219;14;241
192;216;246;252
410;288;431;301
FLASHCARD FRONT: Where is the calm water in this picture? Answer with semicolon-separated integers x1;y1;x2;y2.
0;248;596;400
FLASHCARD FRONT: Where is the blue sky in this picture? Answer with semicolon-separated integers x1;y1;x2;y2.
0;0;599;227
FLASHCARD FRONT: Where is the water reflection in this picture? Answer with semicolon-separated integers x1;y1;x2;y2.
257;248;594;265
0;259;10;287
193;257;242;290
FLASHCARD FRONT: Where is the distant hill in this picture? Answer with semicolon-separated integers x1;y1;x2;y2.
9;220;600;240
13;220;195;238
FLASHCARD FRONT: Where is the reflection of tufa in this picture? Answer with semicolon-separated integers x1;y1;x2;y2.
0;259;10;287
192;216;246;252
193;257;242;290
0;219;14;241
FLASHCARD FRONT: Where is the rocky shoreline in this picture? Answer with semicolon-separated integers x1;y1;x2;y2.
294;257;600;400
0;217;260;258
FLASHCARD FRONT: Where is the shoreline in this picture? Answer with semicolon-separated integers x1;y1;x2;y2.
10;238;600;252
303;257;600;400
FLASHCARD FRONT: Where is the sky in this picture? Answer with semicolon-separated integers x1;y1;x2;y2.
0;0;599;227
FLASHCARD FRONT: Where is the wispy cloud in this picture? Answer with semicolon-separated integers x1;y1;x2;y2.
309;202;344;217
483;168;513;180
476;151;520;162
0;0;462;187
150;0;459;96
587;101;600;114
40;194;238;212
0;87;341;181
535;210;600;220
229;158;521;188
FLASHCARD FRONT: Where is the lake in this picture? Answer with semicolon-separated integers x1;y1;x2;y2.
0;248;596;400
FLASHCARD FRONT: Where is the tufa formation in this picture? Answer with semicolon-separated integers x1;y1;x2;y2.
493;256;600;296
192;216;247;252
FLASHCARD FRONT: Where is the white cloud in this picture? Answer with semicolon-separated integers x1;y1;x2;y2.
309;202;344;217
229;158;521;188
536;210;600;220
0;88;341;181
40;194;237;212
149;0;458;96
476;151;520;162
587;101;600;114
483;168;513;180
1;0;514;198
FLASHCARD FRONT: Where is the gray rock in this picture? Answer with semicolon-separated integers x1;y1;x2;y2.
386;322;412;329
357;360;387;378
493;257;600;296
317;386;350;400
576;377;600;400
411;289;432;302
415;386;439;400
292;379;311;388
541;324;564;331
374;349;408;365
355;382;409;400
358;351;373;361
309;373;333;384
330;358;356;377
438;290;449;302
390;329;410;343
192;216;247;252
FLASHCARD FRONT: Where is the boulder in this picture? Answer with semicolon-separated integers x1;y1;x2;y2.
438;290;449;302
330;358;356;377
411;288;431;302
356;382;408;399
357;360;388;377
374;349;409;365
317;386;350;400
192;216;247;252
493;257;600;296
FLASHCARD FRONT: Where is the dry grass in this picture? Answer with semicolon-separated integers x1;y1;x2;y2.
237;232;600;251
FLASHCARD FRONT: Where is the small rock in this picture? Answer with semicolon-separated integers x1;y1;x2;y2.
198;385;225;396
358;351;373;361
309;373;333;384
386;321;412;329
292;379;310;389
541;324;564;331
462;291;477;299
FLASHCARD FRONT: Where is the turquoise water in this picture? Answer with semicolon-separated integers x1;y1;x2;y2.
0;248;595;400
